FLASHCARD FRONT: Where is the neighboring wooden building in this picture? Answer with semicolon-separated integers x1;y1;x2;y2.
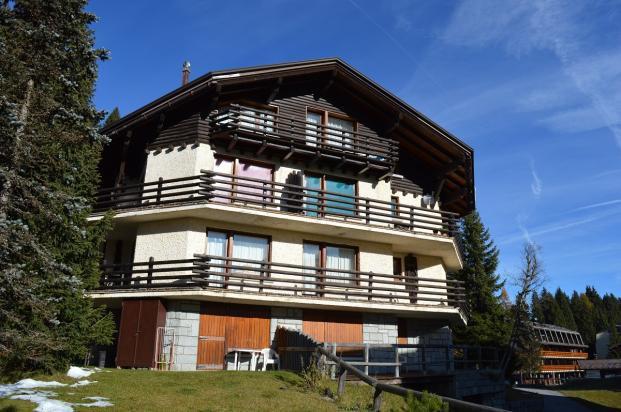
90;58;475;373
520;323;588;385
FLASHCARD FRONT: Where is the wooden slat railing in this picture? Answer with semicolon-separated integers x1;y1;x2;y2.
540;350;588;359
540;364;580;372
209;104;399;173
98;255;467;311
93;170;459;238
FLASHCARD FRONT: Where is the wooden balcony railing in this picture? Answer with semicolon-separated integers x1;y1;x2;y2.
209;104;399;175
540;364;580;372
540;350;588;359
98;255;467;312
93;170;459;237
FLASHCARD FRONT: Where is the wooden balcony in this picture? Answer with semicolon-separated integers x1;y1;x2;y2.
97;255;467;314
540;364;580;372
209;104;399;176
540;350;588;359
92;170;459;238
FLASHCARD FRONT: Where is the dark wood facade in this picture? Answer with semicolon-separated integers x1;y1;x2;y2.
100;58;475;215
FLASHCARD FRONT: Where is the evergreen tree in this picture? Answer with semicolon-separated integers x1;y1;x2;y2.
0;0;114;375
554;288;577;330
540;288;564;325
453;211;509;346
571;292;596;350
102;107;120;127
531;291;544;323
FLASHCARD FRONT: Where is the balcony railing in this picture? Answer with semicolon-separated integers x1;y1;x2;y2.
93;171;459;237
540;350;588;359
98;255;467;312
209;104;399;174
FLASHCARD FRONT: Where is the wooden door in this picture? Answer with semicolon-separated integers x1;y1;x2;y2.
197;303;270;370
404;255;418;303
303;310;362;344
116;299;166;368
197;303;227;370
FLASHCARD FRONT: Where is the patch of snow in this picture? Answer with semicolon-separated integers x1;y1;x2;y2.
67;366;94;379
11;393;73;412
0;368;110;411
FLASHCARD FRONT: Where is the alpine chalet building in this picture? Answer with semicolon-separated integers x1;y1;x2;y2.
91;59;475;372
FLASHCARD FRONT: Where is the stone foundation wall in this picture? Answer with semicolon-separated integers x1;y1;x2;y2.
165;301;200;371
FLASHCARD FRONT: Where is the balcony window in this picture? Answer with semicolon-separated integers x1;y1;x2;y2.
305;110;354;149
206;230;270;286
212;157;273;204
303;242;357;286
239;106;275;132
304;174;356;217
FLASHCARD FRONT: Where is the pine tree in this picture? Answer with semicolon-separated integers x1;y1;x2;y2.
453;211;509;346
0;0;114;375
531;291;544;323
540;288;564;325
571;292;596;350
554;288;577;330
103;107;120;127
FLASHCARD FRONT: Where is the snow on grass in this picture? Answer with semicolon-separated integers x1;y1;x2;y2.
0;367;111;411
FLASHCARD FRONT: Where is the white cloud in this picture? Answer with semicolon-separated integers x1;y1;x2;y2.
442;0;621;149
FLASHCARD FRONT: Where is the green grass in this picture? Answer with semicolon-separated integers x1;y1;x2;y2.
559;377;621;411
0;369;410;411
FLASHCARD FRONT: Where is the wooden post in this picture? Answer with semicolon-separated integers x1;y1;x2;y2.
409;206;414;230
147;257;154;285
331;344;337;379
156;177;163;204
337;368;347;396
368;273;373;301
372;387;383;412
364;343;370;375
365;199;370;224
395;346;400;378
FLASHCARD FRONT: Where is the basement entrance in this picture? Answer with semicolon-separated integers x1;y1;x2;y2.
196;302;270;370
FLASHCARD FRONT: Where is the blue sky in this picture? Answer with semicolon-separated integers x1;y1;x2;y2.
89;0;621;298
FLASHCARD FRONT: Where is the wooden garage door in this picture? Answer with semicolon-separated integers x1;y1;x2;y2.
303;310;362;343
197;303;270;370
116;299;167;368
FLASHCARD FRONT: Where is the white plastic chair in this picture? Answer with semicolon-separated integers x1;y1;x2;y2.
259;348;280;371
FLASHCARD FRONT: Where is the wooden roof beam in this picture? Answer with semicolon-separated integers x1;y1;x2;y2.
266;77;283;104
313;70;337;101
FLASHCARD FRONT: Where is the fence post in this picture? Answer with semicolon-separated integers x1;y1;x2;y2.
395;345;400;378
147;257;154;285
372;388;383;412
368;273;373;301
365;199;370;224
156;177;163;204
337;368;347;396
364;343;370;375
409;206;414;230
331;344;337;379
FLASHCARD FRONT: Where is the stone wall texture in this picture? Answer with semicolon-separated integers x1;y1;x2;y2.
165;300;200;371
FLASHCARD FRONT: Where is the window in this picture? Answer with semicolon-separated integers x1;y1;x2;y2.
212;157;273;204
305;109;355;149
239;105;275;132
304;174;356;217
206;230;270;286
303;242;357;286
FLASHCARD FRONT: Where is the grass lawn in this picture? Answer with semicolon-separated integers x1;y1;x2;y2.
559;377;621;411
0;369;411;411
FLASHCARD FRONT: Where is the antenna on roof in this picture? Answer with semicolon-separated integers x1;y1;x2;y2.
182;61;191;86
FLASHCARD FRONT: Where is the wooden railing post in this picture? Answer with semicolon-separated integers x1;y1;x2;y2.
368;273;373;301
147;257;154;285
337;368;347;396
395;346;400;378
331;344;337;379
364;343;370;375
156;177;163;204
372;387;383;412
409;206;414;230
365;199;370;224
